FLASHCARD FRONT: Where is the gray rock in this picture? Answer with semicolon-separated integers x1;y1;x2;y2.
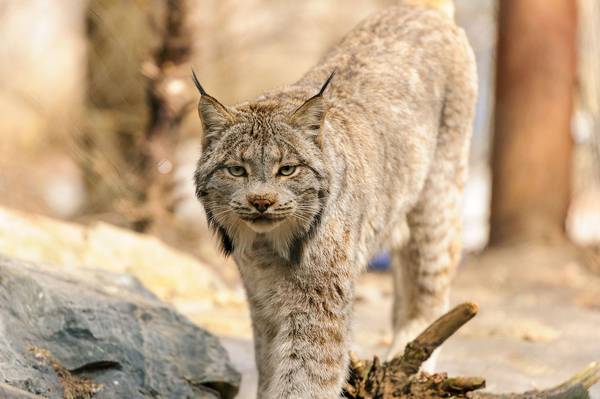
0;254;240;398
0;383;44;398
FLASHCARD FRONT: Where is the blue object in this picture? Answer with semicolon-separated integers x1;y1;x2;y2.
368;251;390;270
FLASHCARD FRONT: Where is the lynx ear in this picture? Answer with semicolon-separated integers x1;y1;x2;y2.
192;69;234;147
289;71;335;143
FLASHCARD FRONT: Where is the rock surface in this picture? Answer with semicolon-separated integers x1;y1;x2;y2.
0;254;240;398
0;206;248;337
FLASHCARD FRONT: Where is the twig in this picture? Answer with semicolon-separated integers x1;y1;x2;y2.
389;302;479;375
343;303;600;399
472;362;600;399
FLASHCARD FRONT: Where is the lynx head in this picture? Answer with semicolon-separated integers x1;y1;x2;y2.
192;71;334;263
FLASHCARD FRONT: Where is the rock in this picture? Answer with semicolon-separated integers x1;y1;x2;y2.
0;383;44;398
0;206;248;337
0;254;241;398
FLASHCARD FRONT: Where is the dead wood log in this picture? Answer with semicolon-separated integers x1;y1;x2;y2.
342;302;600;399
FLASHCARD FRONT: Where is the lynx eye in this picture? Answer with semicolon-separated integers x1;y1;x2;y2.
227;165;247;177
278;165;297;176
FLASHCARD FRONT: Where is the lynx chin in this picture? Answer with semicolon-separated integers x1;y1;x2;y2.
193;3;477;398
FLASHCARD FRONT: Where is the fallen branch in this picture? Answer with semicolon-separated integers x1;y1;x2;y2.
343;302;600;399
472;362;600;399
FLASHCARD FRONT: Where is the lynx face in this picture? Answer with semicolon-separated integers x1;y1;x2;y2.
193;72;334;260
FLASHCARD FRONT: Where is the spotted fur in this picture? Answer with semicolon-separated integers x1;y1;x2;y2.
194;3;476;398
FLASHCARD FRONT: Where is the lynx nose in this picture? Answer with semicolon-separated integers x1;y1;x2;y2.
248;197;275;213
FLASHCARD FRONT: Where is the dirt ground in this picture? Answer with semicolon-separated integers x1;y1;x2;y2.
219;243;600;398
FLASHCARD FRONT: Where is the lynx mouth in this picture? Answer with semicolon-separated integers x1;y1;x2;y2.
241;214;285;222
243;215;285;233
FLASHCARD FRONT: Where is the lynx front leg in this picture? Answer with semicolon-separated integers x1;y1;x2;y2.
261;272;354;399
249;310;276;395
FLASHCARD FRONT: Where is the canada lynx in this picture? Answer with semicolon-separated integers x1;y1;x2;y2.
193;3;476;398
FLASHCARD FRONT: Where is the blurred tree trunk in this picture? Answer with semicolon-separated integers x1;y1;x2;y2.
489;0;577;246
577;0;600;172
81;0;194;231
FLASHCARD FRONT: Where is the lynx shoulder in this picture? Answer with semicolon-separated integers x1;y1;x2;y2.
193;3;477;398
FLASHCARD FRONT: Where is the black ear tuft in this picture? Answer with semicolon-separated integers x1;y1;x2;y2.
318;69;336;96
191;68;207;96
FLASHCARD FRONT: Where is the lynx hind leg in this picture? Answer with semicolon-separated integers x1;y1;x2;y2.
387;39;476;368
387;186;463;370
387;148;469;370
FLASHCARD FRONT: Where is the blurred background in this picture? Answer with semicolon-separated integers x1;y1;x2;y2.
0;0;599;397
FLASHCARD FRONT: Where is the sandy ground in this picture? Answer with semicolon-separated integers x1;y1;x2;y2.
219;243;600;398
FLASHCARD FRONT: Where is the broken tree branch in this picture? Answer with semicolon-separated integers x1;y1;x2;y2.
472;362;600;399
390;302;478;375
342;302;600;399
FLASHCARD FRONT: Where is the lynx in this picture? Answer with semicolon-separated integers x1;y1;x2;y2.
193;3;476;398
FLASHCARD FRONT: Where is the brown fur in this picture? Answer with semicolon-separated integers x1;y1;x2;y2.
194;3;476;397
